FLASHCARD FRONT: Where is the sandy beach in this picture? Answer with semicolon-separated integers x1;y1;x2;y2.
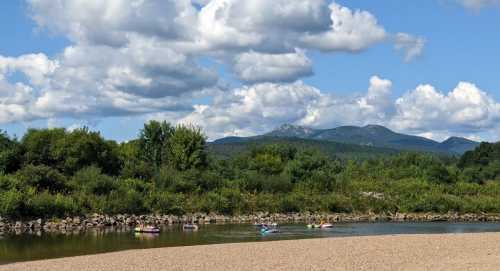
2;233;500;271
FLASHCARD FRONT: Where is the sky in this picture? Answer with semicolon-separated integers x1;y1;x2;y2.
0;0;500;142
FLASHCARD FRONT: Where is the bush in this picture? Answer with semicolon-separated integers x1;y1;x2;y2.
253;193;280;213
72;166;117;196
404;193;463;213
154;167;197;193
263;174;293;193
279;192;310;213
147;192;185;215
103;189;146;214
324;194;353;213
26;192;79;218
16;164;68;193
0;189;24;218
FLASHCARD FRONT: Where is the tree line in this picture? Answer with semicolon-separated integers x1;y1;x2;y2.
1;121;500;219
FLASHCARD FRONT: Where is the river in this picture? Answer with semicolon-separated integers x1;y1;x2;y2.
2;222;500;264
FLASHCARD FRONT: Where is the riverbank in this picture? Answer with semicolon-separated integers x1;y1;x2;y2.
2;212;500;235
1;232;499;270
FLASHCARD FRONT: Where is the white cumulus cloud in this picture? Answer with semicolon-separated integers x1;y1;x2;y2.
232;50;313;83
391;82;500;134
1;0;428;131
300;2;387;52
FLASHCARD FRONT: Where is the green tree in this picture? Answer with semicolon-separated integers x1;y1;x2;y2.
21;128;66;167
0;130;23;174
139;121;174;168
54;128;122;175
21;128;121;175
118;140;153;180
167;125;207;171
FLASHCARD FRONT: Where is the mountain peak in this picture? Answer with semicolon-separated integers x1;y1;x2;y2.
363;124;388;129
277;123;301;130
442;136;476;144
362;124;393;133
440;136;480;154
267;123;318;138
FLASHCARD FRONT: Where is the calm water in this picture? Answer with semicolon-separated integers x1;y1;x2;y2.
2;222;500;264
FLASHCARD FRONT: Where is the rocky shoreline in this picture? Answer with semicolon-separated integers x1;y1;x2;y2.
1;212;500;235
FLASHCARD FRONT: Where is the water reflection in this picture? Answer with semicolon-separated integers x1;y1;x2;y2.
134;233;160;240
2;222;500;264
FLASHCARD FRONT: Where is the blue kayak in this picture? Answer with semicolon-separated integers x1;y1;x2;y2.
260;228;279;234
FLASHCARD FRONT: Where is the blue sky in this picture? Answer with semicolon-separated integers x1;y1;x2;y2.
308;0;500;98
1;0;499;142
0;2;67;57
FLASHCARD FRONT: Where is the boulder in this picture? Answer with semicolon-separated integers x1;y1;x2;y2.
15;221;23;229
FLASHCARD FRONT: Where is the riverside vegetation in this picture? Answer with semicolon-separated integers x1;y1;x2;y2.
1;121;500;225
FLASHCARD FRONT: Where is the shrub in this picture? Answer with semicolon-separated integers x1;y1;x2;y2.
325;194;353;213
26;192;79;218
72;166;117;196
0;189;24;218
16;164;68;193
147;192;185;215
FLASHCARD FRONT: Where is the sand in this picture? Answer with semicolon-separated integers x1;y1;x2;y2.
2;233;500;271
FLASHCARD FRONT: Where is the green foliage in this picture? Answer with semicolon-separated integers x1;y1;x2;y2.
0;189;24;218
103;189;146;214
425;163;454;184
139;121;174;168
71;166;117;196
54;128;122;175
1;123;500;219
458;142;500;183
16;164;68;193
324;194;354;213
0;130;22;174
147;191;185;215
21;128;121;176
209;137;399;160
26;192;79;218
118;140;153;180
286;149;329;183
22;128;66;168
167;125;207;171
153;167;198;193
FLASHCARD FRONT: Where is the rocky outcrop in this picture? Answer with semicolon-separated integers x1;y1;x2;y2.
1;212;500;234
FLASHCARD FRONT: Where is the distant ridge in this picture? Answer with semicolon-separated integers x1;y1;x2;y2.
212;124;480;155
209;136;400;160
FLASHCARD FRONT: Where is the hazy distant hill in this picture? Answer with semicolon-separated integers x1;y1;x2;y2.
208;136;400;160
439;137;480;155
212;124;480;155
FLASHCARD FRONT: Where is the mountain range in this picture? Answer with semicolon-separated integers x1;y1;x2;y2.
212;124;480;155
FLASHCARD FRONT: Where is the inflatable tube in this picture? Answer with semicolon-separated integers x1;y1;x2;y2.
134;227;160;233
183;224;199;230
